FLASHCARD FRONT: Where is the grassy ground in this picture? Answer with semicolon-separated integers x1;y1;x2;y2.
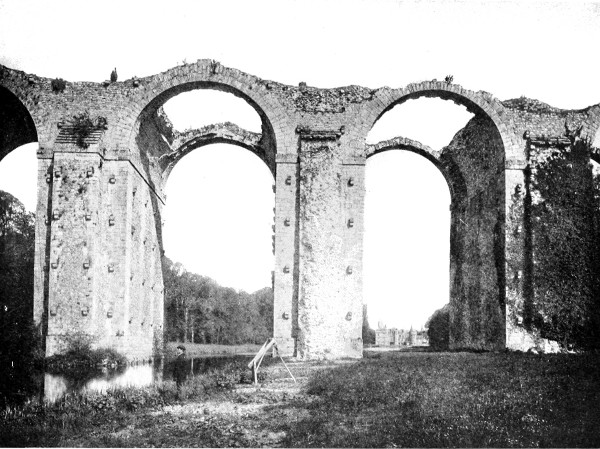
2;351;599;447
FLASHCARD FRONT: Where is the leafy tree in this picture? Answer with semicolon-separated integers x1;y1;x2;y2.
0;190;39;406
162;257;273;345
362;304;376;345
426;304;450;350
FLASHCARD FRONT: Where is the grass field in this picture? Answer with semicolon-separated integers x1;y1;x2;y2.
281;351;600;447
2;351;599;447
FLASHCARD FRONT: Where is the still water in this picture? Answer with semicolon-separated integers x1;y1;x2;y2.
42;355;250;403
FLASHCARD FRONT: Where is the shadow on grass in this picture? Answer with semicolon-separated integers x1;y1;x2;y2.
274;352;600;447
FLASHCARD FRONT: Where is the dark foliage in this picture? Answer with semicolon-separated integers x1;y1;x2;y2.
529;136;600;348
362;304;375;344
50;77;66;93
0;191;40;407
45;334;127;375
69;111;107;148
426;303;450;350
162;257;273;345
110;68;118;83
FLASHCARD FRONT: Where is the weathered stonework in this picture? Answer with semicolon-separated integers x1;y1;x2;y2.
2;60;600;359
443;115;506;350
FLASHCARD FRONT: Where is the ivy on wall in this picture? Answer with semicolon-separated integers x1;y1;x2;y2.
528;135;600;349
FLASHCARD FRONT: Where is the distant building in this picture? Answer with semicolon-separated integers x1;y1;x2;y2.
375;327;391;346
375;325;427;347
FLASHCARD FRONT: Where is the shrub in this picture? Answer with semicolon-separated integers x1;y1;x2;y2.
68;111;108;148
70;112;95;148
426;304;450;350
51;78;66;93
207;361;247;390
45;334;127;374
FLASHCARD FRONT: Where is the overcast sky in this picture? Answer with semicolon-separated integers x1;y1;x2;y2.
1;0;599;330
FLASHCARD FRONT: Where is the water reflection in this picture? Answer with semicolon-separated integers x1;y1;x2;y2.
42;355;247;403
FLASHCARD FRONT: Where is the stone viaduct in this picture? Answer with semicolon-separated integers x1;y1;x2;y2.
1;60;600;359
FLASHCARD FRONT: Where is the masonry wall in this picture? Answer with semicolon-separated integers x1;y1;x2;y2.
295;135;363;359
33;156;52;333
513;137;596;351
93;161;164;360
6;60;600;359
272;154;298;355
115;163;164;359
40;144;163;359
443;115;506;350
45;150;104;354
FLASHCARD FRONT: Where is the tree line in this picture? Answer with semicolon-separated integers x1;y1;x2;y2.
162;257;273;345
0;190;38;406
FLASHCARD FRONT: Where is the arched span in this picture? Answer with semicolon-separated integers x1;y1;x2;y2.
122;60;286;170
366;136;467;208
0;86;38;163
362;81;518;162
160;122;268;184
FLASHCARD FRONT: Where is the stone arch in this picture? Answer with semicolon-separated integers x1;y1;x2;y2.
360;81;518;162
366;136;467;205
122;67;285;204
109;65;284;361
0;85;38;163
363;139;461;341
160;122;267;185
365;108;507;350
121;61;287;171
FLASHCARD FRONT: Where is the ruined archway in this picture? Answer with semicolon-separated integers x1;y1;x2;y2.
129;80;278;202
162;140;275;344
365;88;508;350
111;76;281;359
6;60;598;359
362;82;517;159
364;143;453;338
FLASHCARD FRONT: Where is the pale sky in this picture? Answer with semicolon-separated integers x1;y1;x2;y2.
1;0;599;330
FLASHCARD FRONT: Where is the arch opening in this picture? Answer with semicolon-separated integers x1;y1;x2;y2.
0;142;38;405
364;150;451;346
0;142;39;213
132;83;277;202
163;89;262;133
162;142;275;345
368;97;473;150
133;81;276;170
114;78;281;356
0;86;38;164
365;94;507;350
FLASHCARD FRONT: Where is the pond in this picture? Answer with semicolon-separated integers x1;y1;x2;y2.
40;355;251;403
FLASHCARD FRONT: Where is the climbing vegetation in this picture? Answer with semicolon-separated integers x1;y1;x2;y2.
69;111;107;148
528;135;600;349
